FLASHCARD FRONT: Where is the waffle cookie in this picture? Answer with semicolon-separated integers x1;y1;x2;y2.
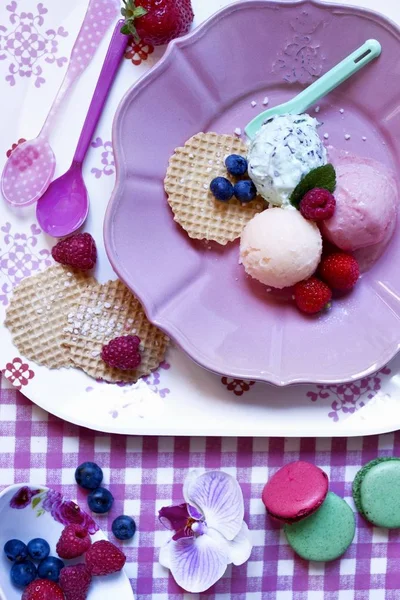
164;132;265;244
61;279;169;383
5;265;95;369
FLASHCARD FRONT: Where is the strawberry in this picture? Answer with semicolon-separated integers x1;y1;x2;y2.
294;277;332;315
22;579;65;600
121;0;194;46
319;252;359;291
56;524;91;559
85;540;126;576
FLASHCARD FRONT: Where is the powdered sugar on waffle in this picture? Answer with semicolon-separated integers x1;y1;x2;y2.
62;279;168;383
6;267;168;383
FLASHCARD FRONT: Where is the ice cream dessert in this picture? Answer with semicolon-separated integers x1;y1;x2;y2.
240;208;322;289
353;215;396;273
321;150;398;251
247;114;327;207
165;109;399;315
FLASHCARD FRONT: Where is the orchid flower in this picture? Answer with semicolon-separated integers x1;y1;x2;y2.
158;470;252;593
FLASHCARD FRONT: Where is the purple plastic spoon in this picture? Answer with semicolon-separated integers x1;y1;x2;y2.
1;0;120;208
36;20;128;238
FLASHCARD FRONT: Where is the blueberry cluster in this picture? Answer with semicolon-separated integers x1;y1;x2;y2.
75;461;113;514
75;462;136;540
210;154;257;203
4;538;64;588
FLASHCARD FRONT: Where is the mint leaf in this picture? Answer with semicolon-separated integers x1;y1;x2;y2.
290;164;336;208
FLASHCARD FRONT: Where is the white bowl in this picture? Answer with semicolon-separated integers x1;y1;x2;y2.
0;484;134;600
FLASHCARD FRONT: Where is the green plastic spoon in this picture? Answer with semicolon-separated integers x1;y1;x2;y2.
245;39;381;140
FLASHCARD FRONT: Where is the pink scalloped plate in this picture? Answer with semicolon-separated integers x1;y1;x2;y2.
105;0;400;386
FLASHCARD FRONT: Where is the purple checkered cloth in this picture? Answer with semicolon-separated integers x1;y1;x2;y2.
1;375;400;599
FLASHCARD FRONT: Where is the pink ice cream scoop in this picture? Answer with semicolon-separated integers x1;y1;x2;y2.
321;150;398;251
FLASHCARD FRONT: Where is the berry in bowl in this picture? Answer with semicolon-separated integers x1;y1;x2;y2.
0;484;133;600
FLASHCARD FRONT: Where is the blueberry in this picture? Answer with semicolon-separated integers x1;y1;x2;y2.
210;177;234;202
112;515;136;541
37;556;65;582
27;538;50;561
233;180;257;203
4;539;28;563
224;154;248;177
75;461;103;490
87;487;114;514
10;560;37;588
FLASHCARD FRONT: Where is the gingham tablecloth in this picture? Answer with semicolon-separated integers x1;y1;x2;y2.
1;374;400;600
2;0;400;598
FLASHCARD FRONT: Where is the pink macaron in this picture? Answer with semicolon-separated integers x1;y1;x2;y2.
262;461;329;523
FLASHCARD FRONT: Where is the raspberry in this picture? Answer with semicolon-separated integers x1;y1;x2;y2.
85;540;126;576
294;277;332;314
56;524;91;559
22;579;65;600
299;188;336;221
59;564;92;600
101;335;142;370
52;233;97;270
319;253;359;291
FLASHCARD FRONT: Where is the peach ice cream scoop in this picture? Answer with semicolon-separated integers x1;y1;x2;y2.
321;151;398;251
240;208;322;289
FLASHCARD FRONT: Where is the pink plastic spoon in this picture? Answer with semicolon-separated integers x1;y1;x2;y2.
1;0;120;208
36;21;128;238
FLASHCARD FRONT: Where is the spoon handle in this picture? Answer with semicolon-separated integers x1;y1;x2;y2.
40;0;120;138
245;39;381;139
72;20;128;165
288;39;381;114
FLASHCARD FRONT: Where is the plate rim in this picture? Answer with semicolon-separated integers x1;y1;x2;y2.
105;0;400;387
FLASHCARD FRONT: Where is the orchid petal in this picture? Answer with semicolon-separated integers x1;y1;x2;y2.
169;534;229;593
159;541;171;569
207;521;253;566
184;471;244;541
183;469;201;502
159;503;190;532
187;503;203;520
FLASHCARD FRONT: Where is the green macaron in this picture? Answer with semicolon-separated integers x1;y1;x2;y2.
284;492;355;562
353;457;400;528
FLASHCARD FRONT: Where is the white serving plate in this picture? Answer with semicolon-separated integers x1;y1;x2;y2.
1;0;400;437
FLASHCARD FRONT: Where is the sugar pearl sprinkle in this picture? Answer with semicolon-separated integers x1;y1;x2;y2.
262;96;269;106
251;100;257;107
344;134;351;140
339;108;345;114
314;106;320;113
66;300;137;344
323;133;329;140
234;127;242;136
